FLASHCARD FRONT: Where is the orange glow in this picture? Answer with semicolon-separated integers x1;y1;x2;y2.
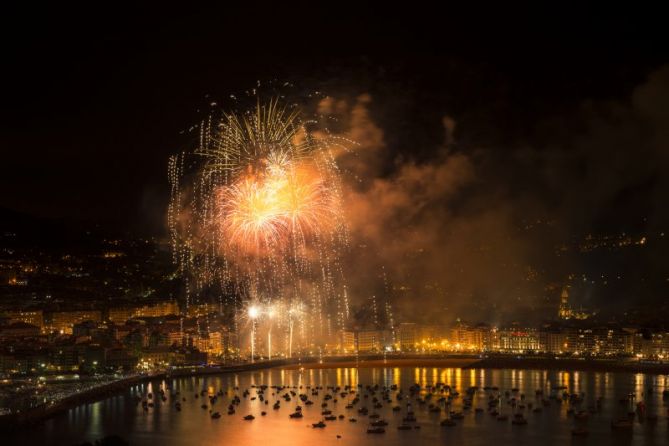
217;159;336;255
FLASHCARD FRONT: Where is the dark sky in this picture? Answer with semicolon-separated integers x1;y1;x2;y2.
1;4;667;235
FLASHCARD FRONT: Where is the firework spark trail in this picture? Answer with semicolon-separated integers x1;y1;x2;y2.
169;98;349;356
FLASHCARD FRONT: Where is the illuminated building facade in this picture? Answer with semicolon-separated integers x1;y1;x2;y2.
49;310;102;334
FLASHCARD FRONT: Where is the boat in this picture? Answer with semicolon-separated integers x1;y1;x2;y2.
211;412;221;419
371;420;388;427
348;418;357;422
289;412;303;418
512;416;527;425
366;427;385;434
397;424;412;430
243;415;255;420
324;415;337;421
312;421;326;428
440;419;456;426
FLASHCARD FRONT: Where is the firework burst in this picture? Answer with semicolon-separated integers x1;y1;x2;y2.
169;98;350;356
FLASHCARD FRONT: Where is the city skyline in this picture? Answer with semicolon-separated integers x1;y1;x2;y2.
2;4;669;445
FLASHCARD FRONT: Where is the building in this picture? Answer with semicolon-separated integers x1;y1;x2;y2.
3;310;44;331
558;287;572;319
187;302;220;318
450;321;489;351
357;330;391;352
558;286;592;320
192;331;223;356
137;301;179;318
563;326;633;356
540;329;568;353
105;348;138;370
108;300;180;324
49;310;102;334
639;332;669;359
108;307;135;324
0;322;41;338
397;323;417;351
337;330;356;353
497;326;540;352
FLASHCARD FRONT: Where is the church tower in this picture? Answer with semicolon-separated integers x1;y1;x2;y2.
558;286;572;319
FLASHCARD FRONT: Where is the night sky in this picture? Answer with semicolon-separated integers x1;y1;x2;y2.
2;5;665;232
2;4;669;317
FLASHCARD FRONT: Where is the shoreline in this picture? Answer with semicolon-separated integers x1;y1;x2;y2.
2;354;668;431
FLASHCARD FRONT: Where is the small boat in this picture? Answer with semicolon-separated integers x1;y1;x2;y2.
324;415;337;421
440;419;456;426
497;415;508;421
201;404;208;410
398;424;412;430
261;411;267;416
312;421;326;428
349;418;357;422
367;427;385;434
243;415;255;420
289;412;303;418
211;412;221;419
371;420;388;427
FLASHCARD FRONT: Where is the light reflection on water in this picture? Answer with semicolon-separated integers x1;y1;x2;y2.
6;368;669;446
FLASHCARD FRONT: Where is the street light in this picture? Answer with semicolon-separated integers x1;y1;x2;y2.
288;309;295;359
248;306;260;363
267;306;276;361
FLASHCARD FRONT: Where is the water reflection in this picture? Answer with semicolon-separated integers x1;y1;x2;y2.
6;367;669;446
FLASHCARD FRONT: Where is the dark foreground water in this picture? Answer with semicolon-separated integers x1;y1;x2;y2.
6;367;669;446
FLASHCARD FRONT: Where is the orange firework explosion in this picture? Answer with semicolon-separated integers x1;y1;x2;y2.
217;159;336;253
168;97;351;349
